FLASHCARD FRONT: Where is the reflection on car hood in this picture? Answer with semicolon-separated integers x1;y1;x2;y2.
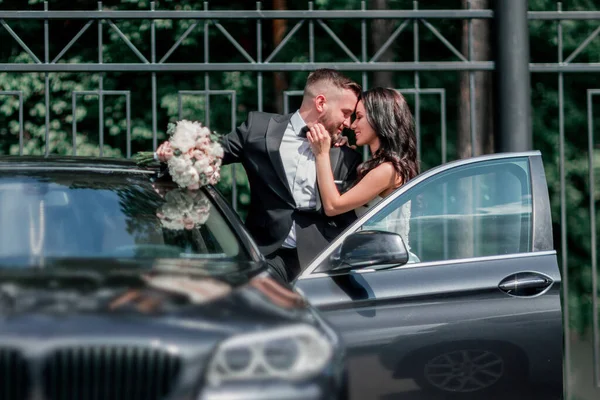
0;258;309;338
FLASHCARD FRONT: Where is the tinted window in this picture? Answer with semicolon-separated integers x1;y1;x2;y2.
0;171;246;266
361;158;533;263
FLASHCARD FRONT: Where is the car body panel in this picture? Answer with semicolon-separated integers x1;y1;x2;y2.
297;151;564;399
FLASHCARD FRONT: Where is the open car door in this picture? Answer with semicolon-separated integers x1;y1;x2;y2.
295;151;563;400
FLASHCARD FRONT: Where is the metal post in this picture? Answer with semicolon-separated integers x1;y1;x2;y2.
151;1;157;150
44;1;50;156
494;0;532;152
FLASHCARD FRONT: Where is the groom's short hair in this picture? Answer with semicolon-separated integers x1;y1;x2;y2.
303;68;362;99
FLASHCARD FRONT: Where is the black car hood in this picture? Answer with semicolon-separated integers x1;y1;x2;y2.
0;258;318;400
0;257;311;339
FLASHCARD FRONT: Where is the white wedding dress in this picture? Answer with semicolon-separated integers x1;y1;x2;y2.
355;196;420;263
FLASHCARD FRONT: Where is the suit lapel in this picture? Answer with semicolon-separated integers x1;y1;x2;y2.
315;146;342;211
329;146;341;174
266;114;293;197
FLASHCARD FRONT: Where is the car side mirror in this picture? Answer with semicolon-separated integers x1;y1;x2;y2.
331;230;409;271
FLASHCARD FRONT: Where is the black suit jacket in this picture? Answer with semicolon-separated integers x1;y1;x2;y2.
219;111;362;267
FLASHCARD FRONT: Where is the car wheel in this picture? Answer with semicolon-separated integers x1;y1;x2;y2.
409;344;526;397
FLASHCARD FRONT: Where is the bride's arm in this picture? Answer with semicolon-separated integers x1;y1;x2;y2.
308;124;395;217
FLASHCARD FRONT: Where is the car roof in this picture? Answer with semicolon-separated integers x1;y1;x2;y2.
0;155;157;174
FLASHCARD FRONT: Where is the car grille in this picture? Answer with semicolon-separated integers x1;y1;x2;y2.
0;347;30;400
42;346;182;400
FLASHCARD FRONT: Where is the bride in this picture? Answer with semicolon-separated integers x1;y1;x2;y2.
307;87;419;252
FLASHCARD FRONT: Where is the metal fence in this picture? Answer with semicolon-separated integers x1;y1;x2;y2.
0;1;598;398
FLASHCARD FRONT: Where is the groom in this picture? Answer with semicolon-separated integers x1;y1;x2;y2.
158;69;362;282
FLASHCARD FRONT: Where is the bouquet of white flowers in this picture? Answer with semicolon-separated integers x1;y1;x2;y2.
134;120;224;190
156;189;212;230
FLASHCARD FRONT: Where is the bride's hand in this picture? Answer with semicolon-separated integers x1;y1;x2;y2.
156;141;173;162
307;123;331;156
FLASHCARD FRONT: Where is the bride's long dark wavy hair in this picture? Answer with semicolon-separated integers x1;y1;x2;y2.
355;87;419;186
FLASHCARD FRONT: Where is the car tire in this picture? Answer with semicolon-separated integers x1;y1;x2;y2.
405;342;527;398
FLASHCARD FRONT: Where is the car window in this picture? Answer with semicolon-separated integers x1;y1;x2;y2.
361;158;533;263
0;172;246;266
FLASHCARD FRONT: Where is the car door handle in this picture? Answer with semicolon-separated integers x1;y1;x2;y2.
498;272;553;297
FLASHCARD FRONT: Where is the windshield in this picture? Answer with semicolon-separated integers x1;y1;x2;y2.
0;171;247;267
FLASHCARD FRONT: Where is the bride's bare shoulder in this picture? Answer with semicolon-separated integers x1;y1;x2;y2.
372;161;396;175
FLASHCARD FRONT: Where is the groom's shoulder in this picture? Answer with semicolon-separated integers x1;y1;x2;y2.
244;111;286;129
246;111;283;123
247;110;278;119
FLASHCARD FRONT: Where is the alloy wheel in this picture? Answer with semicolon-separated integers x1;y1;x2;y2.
423;349;504;393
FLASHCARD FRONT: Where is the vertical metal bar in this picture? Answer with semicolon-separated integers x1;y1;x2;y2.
588;90;599;387
256;1;263;112
557;4;571;397
441;90;448;259
44;1;50;156
126;92;131;158
72;92;77;155
468;0;476;157
18;92;23;155
309;2;314;63
494;0;532;152
360;0;367;88
231;92;238;211
361;0;369;162
468;0;480;256
151;1;157;149
204;1;210;127
4;350;7;399
413;1;421;163
123;348;131;400
414;1;422;258
115;347;122;398
62;350;69;400
94;348;101;399
98;1;104;157
441;90;447;164
178;93;182;120
204;2;224;204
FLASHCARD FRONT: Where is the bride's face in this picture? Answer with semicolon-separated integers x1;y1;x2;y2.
351;100;377;147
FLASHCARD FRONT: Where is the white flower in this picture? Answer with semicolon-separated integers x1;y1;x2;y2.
197;126;211;139
195;136;210;149
171;120;201;153
156;189;212;230
210;142;224;159
167;156;187;174
186;165;199;180
209;171;221;185
194;157;210;173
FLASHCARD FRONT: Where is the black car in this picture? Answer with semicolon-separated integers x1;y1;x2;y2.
0;156;347;400
0;151;564;400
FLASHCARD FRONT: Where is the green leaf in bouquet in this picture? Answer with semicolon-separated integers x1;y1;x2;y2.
133;151;158;166
166;122;176;136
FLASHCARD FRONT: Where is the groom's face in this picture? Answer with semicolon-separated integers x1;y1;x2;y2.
318;89;358;140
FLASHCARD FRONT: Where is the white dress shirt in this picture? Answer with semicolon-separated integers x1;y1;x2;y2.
279;111;317;249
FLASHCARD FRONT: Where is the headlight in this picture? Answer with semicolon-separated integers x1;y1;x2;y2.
206;324;333;386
